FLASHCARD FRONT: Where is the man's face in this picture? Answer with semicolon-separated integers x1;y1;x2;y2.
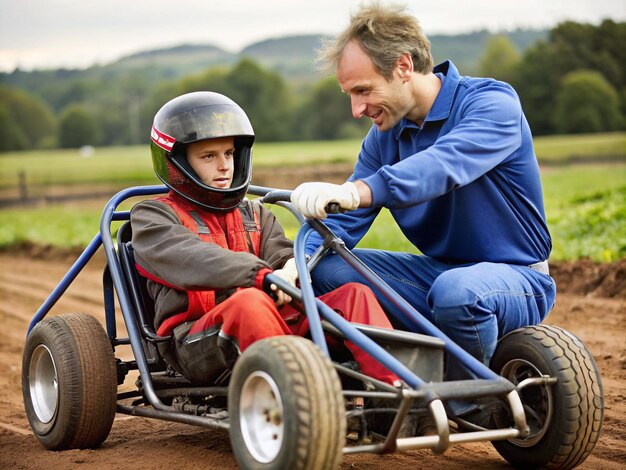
186;136;235;189
337;40;411;131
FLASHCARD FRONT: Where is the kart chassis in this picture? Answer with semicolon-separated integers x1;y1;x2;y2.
25;184;600;466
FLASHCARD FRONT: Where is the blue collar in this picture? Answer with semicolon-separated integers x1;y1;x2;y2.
394;60;461;139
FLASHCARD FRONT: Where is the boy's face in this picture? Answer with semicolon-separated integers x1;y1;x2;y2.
186;136;235;189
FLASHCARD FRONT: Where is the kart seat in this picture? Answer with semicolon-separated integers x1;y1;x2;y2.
116;221;169;368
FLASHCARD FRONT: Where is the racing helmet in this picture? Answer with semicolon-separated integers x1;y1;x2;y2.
150;91;255;211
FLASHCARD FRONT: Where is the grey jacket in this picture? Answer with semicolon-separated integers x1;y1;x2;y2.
130;198;293;329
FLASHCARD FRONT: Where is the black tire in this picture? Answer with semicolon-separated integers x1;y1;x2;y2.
22;313;118;450
490;325;604;469
228;336;346;470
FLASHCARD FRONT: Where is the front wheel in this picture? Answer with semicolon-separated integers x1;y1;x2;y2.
22;313;118;450
228;336;346;470
491;324;604;469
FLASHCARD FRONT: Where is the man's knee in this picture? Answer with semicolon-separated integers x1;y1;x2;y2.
427;270;477;312
311;255;360;293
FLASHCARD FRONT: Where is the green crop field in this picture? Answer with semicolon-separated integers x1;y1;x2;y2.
1;133;625;261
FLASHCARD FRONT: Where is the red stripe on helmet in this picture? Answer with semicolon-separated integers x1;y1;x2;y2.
151;126;176;151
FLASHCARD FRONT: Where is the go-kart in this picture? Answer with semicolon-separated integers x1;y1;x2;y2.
23;185;604;469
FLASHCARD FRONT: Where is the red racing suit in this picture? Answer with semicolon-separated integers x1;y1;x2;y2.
131;192;398;385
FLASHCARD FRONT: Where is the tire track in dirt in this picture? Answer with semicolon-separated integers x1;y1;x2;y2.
0;278;104;313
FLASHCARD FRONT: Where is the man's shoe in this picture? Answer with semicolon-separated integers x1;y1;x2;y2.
413;413;438;436
372;408;437;439
397;414;418;438
364;402;422;439
452;397;506;430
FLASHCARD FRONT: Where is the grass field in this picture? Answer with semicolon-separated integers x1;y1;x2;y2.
1;132;624;188
0;132;624;261
0;140;364;188
533;132;626;163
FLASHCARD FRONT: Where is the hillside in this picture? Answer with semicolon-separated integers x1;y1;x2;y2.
429;29;547;74
0;29;547;95
112;44;237;72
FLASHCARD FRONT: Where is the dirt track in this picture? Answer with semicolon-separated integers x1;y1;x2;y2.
0;250;624;469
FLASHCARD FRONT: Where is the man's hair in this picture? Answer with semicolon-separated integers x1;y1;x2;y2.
317;1;433;80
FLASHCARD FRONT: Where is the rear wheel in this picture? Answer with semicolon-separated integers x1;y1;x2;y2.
22;313;118;450
228;336;345;469
491;325;603;469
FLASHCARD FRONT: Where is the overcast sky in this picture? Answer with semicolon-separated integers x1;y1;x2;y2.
1;0;624;72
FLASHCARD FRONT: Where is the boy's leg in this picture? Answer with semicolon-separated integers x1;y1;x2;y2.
173;288;291;384
318;282;400;385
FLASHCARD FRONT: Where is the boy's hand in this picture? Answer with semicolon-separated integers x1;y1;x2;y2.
270;258;298;306
290;182;360;219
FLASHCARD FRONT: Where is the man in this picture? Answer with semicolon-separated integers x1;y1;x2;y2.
290;2;556;421
131;91;399;387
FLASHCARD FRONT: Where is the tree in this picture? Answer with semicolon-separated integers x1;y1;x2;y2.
164;59;292;142
223;59;292;141
550;20;624;91
294;76;369;140
553;70;623;134
0;85;56;149
58;105;101;148
514;20;626;135
479;35;520;83
0;105;28;151
512;41;560;134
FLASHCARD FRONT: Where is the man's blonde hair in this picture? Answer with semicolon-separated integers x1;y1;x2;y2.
317;1;433;80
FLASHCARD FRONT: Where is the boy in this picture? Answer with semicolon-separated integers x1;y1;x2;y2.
131;91;399;387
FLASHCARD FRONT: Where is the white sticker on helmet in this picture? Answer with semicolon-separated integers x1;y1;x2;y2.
151;126;175;151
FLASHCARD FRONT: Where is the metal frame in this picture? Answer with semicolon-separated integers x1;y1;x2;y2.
28;184;540;456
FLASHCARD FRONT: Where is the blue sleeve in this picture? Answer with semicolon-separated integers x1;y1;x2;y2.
362;83;523;208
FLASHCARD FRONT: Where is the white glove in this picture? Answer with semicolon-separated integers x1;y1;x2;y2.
270;258;299;306
290;182;360;219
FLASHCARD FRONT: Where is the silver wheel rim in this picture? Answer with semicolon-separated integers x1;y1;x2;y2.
499;358;553;447
239;371;284;463
29;344;59;424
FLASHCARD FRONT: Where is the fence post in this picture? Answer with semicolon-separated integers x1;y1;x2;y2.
18;170;28;202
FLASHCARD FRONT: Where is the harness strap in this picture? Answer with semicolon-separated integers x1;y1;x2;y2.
188;211;211;235
238;200;259;254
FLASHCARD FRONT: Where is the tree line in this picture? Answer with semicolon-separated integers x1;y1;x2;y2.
0;19;623;152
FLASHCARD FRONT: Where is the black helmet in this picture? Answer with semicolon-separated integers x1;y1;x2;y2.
150;91;254;211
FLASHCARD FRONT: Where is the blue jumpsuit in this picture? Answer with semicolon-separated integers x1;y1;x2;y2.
308;61;556;410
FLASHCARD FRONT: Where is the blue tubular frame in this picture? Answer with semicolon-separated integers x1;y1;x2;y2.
27;185;171;410
301;218;505;383
28;233;102;335
26;186;165;336
293;224;425;389
294;220;507;388
28;184;510;408
98;185;170;408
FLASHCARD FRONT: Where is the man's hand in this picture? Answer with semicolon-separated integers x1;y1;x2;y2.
290;182;360;219
269;258;298;306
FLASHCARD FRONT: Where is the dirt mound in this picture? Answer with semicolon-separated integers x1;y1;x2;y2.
551;258;626;298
